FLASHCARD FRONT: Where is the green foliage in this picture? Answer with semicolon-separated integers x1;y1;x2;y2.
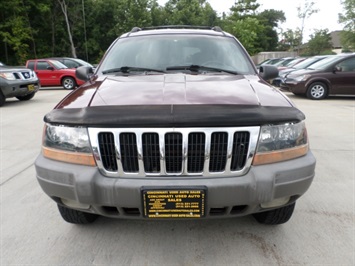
163;0;218;25
224;0;285;55
339;0;355;50
280;29;302;51
302;29;332;56
0;0;285;64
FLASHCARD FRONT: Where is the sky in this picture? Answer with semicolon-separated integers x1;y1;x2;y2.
158;0;344;41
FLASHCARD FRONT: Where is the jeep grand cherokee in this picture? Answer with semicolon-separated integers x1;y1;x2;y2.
35;26;316;225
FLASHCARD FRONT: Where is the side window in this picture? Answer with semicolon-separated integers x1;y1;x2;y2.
337;57;355;72
64;59;78;68
27;61;35;70
37;61;51;70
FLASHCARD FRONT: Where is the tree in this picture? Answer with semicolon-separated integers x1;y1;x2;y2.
296;0;319;53
257;9;286;51
304;29;332;55
224;0;285;54
339;0;355;51
163;0;218;25
58;0;77;58
280;29;302;51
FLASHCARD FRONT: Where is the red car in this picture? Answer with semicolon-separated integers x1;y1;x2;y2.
26;59;85;90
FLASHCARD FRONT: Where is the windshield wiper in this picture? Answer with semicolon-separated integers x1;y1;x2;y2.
102;66;166;74
166;65;238;75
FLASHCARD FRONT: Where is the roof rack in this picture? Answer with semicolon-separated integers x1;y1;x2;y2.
129;25;224;34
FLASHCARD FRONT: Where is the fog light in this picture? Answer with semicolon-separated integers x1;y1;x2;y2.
260;197;290;209
61;198;90;210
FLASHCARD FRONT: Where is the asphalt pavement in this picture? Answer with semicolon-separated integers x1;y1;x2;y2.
1;89;354;265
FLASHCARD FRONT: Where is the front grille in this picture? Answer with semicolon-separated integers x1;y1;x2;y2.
89;127;259;178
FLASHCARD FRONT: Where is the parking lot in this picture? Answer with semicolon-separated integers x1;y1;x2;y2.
1;89;354;265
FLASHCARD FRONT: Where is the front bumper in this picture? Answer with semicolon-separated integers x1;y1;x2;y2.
0;79;40;98
281;81;307;94
35;152;316;219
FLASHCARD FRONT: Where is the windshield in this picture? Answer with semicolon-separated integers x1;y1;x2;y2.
99;34;255;75
293;56;325;69
307;55;345;70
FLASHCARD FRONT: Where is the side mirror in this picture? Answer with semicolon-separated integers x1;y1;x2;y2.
76;66;94;81
47;66;54;71
259;65;279;80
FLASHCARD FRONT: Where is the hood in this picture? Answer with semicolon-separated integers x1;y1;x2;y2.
49;74;304;127
0;66;31;72
57;74;292;109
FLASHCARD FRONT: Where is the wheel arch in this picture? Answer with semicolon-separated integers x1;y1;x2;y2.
305;77;331;93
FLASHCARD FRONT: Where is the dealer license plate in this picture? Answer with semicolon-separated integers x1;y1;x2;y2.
142;188;206;218
28;84;35;91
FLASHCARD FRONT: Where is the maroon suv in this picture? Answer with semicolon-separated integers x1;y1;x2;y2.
35;26;316;225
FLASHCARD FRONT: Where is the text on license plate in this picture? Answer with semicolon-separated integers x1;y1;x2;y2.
142;188;206;218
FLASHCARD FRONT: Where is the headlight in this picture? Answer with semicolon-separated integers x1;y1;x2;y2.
0;72;16;80
42;124;96;166
253;121;309;165
292;74;311;82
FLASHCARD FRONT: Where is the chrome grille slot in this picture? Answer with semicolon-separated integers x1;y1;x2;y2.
165;133;183;173
209;132;228;172
187;133;205;173
89;127;260;178
98;132;117;171
142;133;160;173
231;132;250;171
119;133;139;173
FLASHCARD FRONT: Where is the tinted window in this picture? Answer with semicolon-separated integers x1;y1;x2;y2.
100;35;255;74
336;57;355;72
64;59;80;68
27;61;35;70
309;55;347;70
37;61;51;70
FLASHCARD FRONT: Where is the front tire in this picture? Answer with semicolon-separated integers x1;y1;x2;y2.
253;202;296;225
307;82;328;100
62;77;76;90
57;204;98;224
0;91;5;107
16;92;35;101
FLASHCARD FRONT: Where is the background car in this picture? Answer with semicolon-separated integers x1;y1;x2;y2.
256;58;283;68
49;57;94;69
281;54;355;99
26;59;85;90
272;55;331;87
0;64;40;106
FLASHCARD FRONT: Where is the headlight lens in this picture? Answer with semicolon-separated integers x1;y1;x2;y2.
44;124;91;153
42;124;95;166
257;121;307;152
253;121;308;165
0;72;16;80
292;74;311;82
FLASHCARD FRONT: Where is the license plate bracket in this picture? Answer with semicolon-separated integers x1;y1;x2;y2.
142;187;206;218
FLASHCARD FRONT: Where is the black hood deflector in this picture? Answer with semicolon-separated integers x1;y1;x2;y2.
44;105;305;128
